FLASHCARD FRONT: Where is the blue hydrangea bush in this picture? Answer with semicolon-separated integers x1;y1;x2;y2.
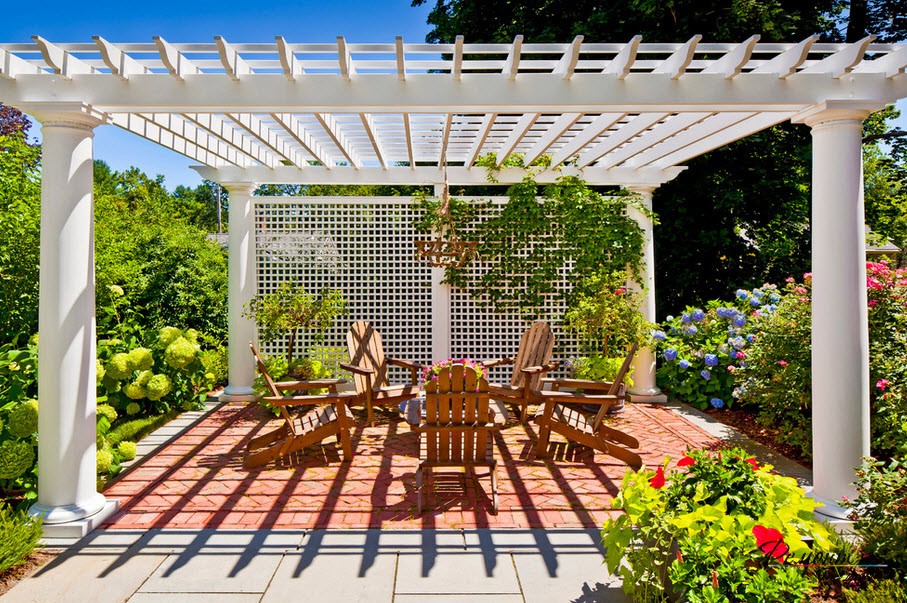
653;285;780;410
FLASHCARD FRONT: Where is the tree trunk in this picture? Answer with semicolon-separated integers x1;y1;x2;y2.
286;329;297;364
847;0;869;42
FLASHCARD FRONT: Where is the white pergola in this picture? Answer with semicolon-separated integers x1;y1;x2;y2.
2;34;906;531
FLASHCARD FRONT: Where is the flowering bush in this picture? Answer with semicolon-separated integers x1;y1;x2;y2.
422;358;486;383
602;448;833;602
842;458;907;575
653;286;775;410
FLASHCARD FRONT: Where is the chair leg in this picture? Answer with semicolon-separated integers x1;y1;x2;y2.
534;422;552;458
367;401;375;427
340;426;353;461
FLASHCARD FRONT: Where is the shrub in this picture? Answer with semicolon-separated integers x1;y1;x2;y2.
653;288;772;410
106;352;133;380
568;355;634;387
0;503;42;574
117;440;137;461
164;337;198;369
0;439;36;480
844;578;907;603
602;448;832;602
96;448;114;474
735;276;813;456
123;382;146;400
843;458;907;575
7;399;38;439
146;374;172;401
126;347;153;372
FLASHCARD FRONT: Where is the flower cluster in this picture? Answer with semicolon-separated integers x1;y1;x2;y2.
422;358;486;383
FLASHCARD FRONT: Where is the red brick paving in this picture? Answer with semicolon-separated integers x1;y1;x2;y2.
101;401;721;530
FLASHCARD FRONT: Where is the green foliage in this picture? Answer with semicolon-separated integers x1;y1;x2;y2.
105;411;177;447
0;440;35;481
602;448;831;602
437;175;647;318
569;355;634;388
116;440;137;461
564;270;650;358
0;132;41;343
843;458;907;576
0;502;42;574
7;399;38;439
844;578;907;603
653;290;769;410
244;282;347;362
735;277;813;456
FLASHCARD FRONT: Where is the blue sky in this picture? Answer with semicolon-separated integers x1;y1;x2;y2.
4;2;905;189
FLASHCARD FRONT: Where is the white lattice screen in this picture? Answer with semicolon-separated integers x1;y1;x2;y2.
254;196;581;382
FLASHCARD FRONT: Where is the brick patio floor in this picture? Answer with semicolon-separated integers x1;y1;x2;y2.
102;401;721;531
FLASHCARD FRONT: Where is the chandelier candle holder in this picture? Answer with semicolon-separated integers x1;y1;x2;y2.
414;176;478;268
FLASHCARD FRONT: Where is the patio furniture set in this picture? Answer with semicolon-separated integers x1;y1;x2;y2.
247;320;643;513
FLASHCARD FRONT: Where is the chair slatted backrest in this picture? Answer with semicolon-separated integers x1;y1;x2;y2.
591;343;639;432
249;342;297;436
424;365;491;465
346;321;389;392
509;321;555;389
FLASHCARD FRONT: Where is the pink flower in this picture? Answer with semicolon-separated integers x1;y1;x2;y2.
778;360;788;366
736;351;745;359
785;277;795;283
868;300;879;307
876;379;889;391
614;287;626;295
793;287;807;294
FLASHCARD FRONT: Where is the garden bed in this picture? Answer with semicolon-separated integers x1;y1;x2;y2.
0;550;58;597
705;406;812;468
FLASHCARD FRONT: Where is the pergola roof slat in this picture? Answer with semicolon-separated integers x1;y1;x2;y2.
4;35;903;184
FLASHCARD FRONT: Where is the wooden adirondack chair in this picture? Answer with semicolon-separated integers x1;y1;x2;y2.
341;321;423;425
484;321;558;422
532;343;642;470
246;342;358;469
414;364;504;514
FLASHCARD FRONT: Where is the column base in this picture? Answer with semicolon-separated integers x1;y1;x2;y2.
807;489;853;521
221;385;257;402
29;491;108;525
629;391;668;404
37;498;119;540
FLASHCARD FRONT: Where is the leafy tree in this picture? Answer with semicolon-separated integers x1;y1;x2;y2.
411;0;907;314
0;130;41;343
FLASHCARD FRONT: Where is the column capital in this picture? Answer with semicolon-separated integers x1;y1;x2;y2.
792;100;887;128
22;102;108;130
220;182;257;195
624;184;660;196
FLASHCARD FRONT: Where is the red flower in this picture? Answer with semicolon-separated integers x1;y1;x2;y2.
649;466;666;489
677;456;695;467
614;287;626;295
744;457;759;471
752;525;788;561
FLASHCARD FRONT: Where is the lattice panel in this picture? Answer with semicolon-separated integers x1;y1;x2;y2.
447;198;581;383
254;197;434;381
254;196;586;382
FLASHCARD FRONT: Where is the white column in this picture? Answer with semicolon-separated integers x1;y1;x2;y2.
625;185;666;402
222;182;258;400
431;184;451;361
795;102;878;518
29;107;107;524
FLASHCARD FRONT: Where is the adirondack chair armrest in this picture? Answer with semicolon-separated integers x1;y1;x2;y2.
273;378;347;392
340;363;374;376
540;378;625;393
481;356;514;368
388;357;423;371
263;392;358;407
535;391;624;405
520;362;559;375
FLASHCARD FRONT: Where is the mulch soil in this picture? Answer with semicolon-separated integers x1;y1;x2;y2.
704;406;812;468
0;551;59;598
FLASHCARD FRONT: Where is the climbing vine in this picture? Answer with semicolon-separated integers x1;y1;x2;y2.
414;154;651;318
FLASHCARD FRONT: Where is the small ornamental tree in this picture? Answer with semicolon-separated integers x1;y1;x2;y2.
244;282;347;364
564;269;651;359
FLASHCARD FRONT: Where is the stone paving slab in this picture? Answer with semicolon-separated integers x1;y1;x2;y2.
395;551;522;595
101;400;723;531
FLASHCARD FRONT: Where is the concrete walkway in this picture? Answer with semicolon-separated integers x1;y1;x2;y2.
6;528;628;603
